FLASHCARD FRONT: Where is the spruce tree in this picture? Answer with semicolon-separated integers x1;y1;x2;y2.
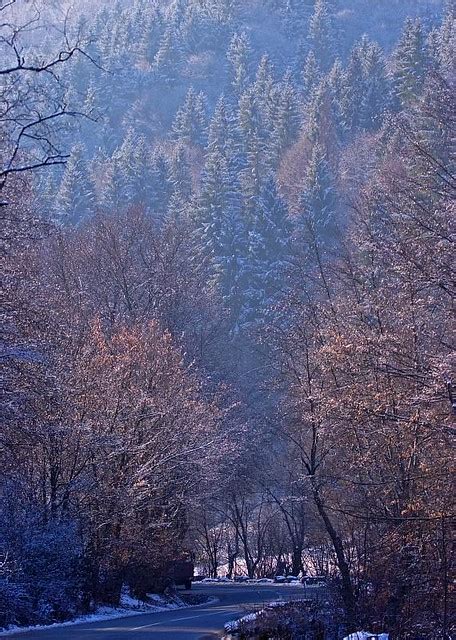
308;0;336;72
207;96;240;171
302;50;321;98
238;88;266;224
268;80;301;169
195;147;248;331
299;143;337;242
362;42;391;130
172;88;208;146
342;39;367;132
227;31;252;95
55;144;95;225
153;25;182;83
247;175;291;323
168;144;193;203
393;18;430;106
253;55;276;118
326;57;346;138
149;151;172;218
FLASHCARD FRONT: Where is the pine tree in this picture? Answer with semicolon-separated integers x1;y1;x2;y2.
393;18;430;107
299;143;337;242
326;57;346;138
195;147;248;330
227;31;252;95
172;88;208;146
304;77;343;153
362;42;390;130
153;25;182;83
167;0;187;31
428;9;455;73
342;39;367;132
282;0;313;39
37;172;58;219
238;88;266;224
207;96;240;171
91;147;116;211
247;175;291;323
148;151;172;218
308;0;336;72
268;80;301;169
55;144;95;225
302;50;321;98
168;144;193;202
111;128;139;204
253;55;276;118
136;1;163;65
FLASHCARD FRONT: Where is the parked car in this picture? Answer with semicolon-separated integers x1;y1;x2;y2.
302;576;327;587
285;575;300;583
256;578;274;583
234;575;250;583
274;575;287;583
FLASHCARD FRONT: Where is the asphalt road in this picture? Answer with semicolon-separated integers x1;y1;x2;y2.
4;583;313;640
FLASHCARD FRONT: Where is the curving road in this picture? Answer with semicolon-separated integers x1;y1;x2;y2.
4;583;314;640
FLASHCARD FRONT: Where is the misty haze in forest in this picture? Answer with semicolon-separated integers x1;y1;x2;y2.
1;0;454;638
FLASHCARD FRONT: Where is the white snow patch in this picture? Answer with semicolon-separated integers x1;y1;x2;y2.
344;633;389;640
225;612;258;632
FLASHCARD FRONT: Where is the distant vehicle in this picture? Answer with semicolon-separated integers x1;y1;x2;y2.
302;576;327;587
256;578;274;583
234;575;249;582
285;575;300;583
201;577;219;583
166;560;194;590
192;575;206;582
274;575;287;583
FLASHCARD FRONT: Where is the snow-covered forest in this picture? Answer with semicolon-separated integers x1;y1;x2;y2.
1;0;454;637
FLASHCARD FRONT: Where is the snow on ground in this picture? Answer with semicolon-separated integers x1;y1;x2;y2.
224;600;288;633
225;612;258;633
344;634;389;640
0;591;216;637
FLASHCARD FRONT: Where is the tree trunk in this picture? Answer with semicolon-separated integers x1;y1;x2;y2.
313;489;357;632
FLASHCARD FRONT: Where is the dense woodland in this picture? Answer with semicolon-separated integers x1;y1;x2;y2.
1;0;455;637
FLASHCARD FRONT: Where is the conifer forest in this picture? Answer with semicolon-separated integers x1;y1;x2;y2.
1;0;455;638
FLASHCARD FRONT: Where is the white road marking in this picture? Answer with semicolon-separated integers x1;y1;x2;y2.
131;610;226;631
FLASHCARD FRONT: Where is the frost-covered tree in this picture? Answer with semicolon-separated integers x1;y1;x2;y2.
153;25;183;83
268;80;301;169
393;18;430;106
195;146;249;330
55;144;94;225
248;176;291;320
282;0;314;38
299;143;337;241
207;96;242;183
253;55;276;118
238;88;266;223
227;31;252;95
302;50;321;98
149;152;173;217
308;0;336;71
342;37;368;132
172;88;208;146
168;145;193;202
362;42;391;130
